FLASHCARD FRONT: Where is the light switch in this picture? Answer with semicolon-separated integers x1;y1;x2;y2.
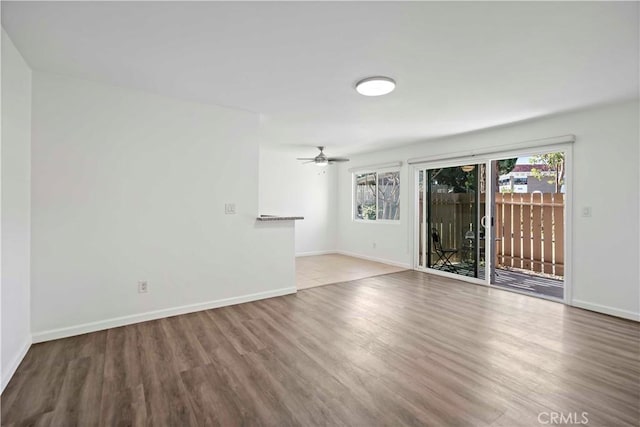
581;206;592;217
225;203;236;215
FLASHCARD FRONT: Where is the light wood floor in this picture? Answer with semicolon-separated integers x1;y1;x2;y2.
2;270;639;426
296;253;406;289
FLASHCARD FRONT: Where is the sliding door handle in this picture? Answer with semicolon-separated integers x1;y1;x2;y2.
481;216;494;228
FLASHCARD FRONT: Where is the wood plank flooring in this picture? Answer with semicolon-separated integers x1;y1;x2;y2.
2;270;639;426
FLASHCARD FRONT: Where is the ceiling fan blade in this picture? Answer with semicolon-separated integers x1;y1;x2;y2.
303;160;316;164
327;157;350;162
296;158;316;161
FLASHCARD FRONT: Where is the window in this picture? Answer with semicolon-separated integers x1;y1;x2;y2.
354;170;400;221
513;177;528;185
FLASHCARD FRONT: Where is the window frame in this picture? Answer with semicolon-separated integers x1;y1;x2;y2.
352;167;401;223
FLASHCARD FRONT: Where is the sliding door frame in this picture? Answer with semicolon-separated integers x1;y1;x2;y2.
411;141;573;306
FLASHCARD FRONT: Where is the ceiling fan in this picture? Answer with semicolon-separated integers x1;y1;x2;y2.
297;146;349;167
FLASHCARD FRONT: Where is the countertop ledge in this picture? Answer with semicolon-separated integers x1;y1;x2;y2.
257;215;304;221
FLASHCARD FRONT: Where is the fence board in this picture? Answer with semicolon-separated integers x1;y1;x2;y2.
554;194;565;276
542;193;553;274
531;193;543;272
495;193;504;266
512;193;522;269
522;198;532;271
504;194;513;268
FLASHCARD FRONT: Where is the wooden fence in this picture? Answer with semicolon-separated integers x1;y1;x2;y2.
495;193;564;277
418;192;565;277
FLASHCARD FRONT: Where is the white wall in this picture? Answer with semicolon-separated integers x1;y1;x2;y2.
30;72;296;341
337;100;640;320
259;147;337;255
1;30;32;391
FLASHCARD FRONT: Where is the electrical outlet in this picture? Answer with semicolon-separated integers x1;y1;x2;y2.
138;281;148;293
372;242;377;249
225;203;236;215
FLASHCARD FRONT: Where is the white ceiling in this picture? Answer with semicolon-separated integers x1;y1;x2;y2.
3;1;639;154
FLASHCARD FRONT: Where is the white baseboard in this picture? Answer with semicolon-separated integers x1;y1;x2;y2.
1;336;32;393
335;250;411;269
32;287;297;343
572;299;640;321
296;250;337;257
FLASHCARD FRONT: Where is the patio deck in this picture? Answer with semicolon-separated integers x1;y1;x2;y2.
434;263;564;299
491;269;564;299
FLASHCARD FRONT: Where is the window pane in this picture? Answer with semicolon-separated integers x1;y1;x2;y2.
355;173;377;220
377;171;400;220
513;177;528;185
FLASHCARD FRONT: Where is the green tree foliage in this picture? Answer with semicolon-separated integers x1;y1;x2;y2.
432;167;472;193
530;152;565;193
497;158;517;175
433;160;517;194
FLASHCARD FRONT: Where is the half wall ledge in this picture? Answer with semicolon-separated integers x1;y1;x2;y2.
256;215;304;221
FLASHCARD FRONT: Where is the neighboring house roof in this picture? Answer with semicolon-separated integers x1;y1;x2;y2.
511;164;551;173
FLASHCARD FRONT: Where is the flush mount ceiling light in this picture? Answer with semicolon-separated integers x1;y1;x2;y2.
355;76;396;96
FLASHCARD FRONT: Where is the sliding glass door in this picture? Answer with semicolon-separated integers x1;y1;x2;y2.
417;163;487;279
415;149;567;302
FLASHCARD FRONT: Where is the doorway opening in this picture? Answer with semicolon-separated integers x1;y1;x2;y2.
490;152;565;299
